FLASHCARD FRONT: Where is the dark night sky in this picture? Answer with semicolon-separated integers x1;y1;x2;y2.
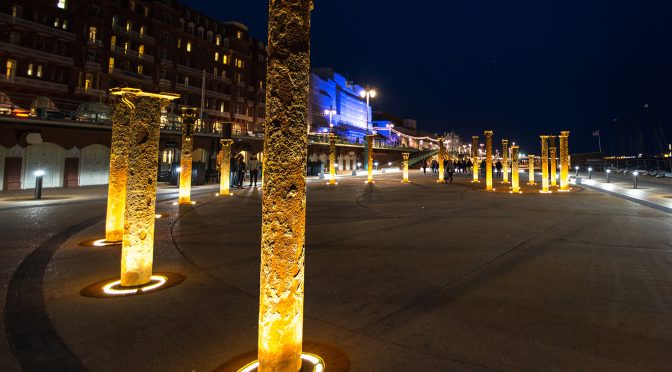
184;0;672;155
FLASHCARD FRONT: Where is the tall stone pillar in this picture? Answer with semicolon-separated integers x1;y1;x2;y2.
219;139;234;195
549;136;557;187
502;139;509;183
484;131;493;190
437;137;445;182
328;133;337;185
178;107;197;205
540;135;550;193
528;154;536;185
259;1;312;370
559;131;570;191
105;101;132;243
471;135;479;182
366;134;374;183
511;145;520;193
110;88;179;287
402;152;410;183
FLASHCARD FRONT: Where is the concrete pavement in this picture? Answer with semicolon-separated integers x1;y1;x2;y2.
2;171;672;371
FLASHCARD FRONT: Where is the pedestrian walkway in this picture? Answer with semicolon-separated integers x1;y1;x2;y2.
573;172;672;214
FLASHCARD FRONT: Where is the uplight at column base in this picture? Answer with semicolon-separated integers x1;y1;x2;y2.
80;272;185;298
238;353;325;372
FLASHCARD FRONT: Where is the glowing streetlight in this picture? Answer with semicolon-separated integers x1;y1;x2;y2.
633;171;639;189
575;165;580;178
588;167;593;179
324;106;336;129
606;168;611;183
360;88;376;171
33;170;44;200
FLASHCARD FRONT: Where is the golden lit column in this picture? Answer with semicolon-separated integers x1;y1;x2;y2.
105;101;132;243
219;139;234;195
259;1;312;370
402;152;410;182
528;154;535;185
511;145;520;193
484;131;493;190
178;107;197;205
366;134;374;183
437;137;445;182
472;135;479;182
559;131;570;191
110;89;179;287
549;135;557;187
328;133;337;185
540;135;550;193
502;139;509;183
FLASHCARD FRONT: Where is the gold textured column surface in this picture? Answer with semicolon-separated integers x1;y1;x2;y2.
502;139;509;183
559;131;570;191
550;146;558;187
472;135;479;182
366;134;374;183
259;1;312;371
528;154;535;185
114;90;178;287
437;137;445;182
105;101;132;243
511;145;520;193
402;152;410;182
219;139;234;195
178;107;197;204
540;135;549;192
484;131;493;190
328;133;337;185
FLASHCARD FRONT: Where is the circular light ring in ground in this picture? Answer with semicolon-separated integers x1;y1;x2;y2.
238;353;325;372
80;272;185;298
78;238;121;248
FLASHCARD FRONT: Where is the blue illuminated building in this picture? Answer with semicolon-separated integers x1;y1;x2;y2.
309;68;370;143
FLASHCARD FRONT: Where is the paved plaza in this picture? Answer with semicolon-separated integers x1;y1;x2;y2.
1;171;672;371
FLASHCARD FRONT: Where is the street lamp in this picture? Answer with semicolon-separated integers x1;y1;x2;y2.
386;123;394;146
606;169;611;183
575;165;579;177
34;170;45;200
360;88;376;170
324;106;336;130
633;171;639;189
588;167;593;179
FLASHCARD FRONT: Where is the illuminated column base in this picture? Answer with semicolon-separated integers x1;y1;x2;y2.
402;152;410;183
238;353;325;372
366;134;374;184
219;139;234;196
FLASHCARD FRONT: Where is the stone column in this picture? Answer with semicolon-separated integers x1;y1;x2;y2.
178;107;197;205
511;145;520;193
528;154;535;185
219;139;234;195
502;139;509;183
402;152;410;183
559;131;570;191
549;135;557;187
366;134;374;183
328;133;336;185
105;101;132;243
259;1;312;370
484;131;493;190
437;137;445;182
541;135;550;193
472;135;479;182
110;89;179;287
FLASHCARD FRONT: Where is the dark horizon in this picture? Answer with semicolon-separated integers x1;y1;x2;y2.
185;0;672;156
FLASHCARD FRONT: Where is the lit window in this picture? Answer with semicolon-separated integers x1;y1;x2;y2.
6;60;17;79
27;63;34;76
57;0;67;10
185;76;189;86
62;20;68;29
85;73;92;91
222;55;228;65
112;15;118;28
177;38;181;48
88;26;97;42
108;57;115;73
236;30;242;39
216;35;221;46
110;35;116;51
214;52;219;61
137;65;143;75
126;21;132;32
124;42;129;53
54;17;60;27
138;45;145;57
12;5;22;18
140;26;145;35
143;6;149;17
186;42;192;52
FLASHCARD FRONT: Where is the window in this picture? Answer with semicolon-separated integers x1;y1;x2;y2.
222;55;228;65
143;6;149;17
9;32;20;45
214;52;219;61
110;35;116;51
184;76;189;86
198;28;204;38
186;42;192;52
129;1;136;12
108;57;115;73
188;24;194;34
12;5;22;18
112;15;118;28
57;0;67;10
27;63;34;76
137;65;143;75
62;19;68;29
36;65;43;78
54;17;60;27
6;60;17;79
213;67;218;76
124;42;129;53
126;21;132;32
207;31;212;42
88;26;97;42
177;38;181;48
140;26;145;35
138;45;145;57
236;30;242;39
216;35;221;46
85;73;93;91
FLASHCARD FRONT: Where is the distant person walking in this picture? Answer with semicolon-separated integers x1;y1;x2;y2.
248;154;259;187
230;153;238;188
236;156;246;189
422;160;428;174
445;159;455;183
495;160;503;178
466;159;473;175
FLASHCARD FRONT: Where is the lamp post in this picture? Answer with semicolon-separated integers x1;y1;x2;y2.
606;169;611;183
33;170;44;200
575;166;580;178
484;131;493;190
588;167;593;179
366;134;374;183
360;88;376;170
633;171;639;189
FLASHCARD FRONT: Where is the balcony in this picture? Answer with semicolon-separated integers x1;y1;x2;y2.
87;39;103;48
84;61;101;72
1;75;68;93
111;68;152;83
0;14;75;41
203;109;231;119
176;64;203;77
234;113;253;122
0;42;74;66
75;86;107;97
113;47;154;63
160;59;173;68
113;26;156;44
205;90;231;101
175;83;202;94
